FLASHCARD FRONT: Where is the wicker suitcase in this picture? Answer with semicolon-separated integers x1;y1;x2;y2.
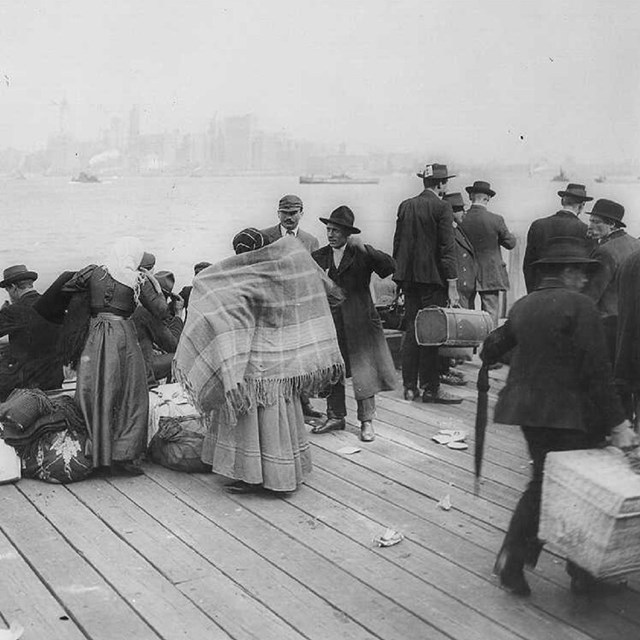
539;448;640;579
415;306;493;347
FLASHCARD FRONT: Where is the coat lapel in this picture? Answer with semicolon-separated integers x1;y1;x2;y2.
336;244;356;275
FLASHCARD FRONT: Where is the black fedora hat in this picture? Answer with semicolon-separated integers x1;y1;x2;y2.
465;180;496;198
588;198;626;228
532;236;599;266
319;205;361;234
443;192;465;211
0;264;38;288
557;183;593;202
155;270;176;296
416;163;455;180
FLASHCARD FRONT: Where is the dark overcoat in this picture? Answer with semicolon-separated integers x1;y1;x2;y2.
615;250;640;387
583;229;640;318
454;224;477;306
392;189;457;286
483;278;623;438
459;204;516;292
0;290;63;398
312;243;397;400
261;225;320;253
522;210;591;293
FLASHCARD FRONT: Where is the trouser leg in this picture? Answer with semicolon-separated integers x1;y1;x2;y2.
326;377;346;419
401;291;421;391
356;396;375;422
479;291;501;328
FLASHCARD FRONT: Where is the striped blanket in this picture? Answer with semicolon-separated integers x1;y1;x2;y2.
174;238;344;423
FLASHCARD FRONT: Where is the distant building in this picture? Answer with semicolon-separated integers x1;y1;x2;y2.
222;115;254;172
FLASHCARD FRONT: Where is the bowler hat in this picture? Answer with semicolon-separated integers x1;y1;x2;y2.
557;183;593;202
319;205;361;234
0;265;38;288
416;163;455;180
465;180;496;198
588;198;626;228
278;194;303;212
443;192;465;211
155;270;175;296
532;236;598;266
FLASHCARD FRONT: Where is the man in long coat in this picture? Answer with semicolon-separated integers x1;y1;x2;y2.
459;180;516;327
481;236;635;597
0;264;63;400
311;206;396;442
583;198;640;363
392;163;462;404
522;183;593;293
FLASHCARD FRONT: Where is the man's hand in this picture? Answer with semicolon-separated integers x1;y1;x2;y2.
609;420;639;450
447;279;460;307
347;235;366;252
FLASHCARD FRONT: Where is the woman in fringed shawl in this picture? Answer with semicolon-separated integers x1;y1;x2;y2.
61;237;172;475
174;228;344;494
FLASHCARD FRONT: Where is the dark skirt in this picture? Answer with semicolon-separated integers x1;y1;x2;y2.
76;313;149;466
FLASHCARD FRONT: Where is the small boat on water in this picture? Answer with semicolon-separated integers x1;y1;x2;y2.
551;168;568;182
71;171;100;183
595;175;607;183
299;173;379;185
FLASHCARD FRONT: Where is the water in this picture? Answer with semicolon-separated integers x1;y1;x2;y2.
1;172;639;297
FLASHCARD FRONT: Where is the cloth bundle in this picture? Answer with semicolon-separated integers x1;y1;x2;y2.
174;238;344;424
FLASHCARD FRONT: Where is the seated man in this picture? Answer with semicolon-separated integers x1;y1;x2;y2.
0;264;64;399
132;270;184;387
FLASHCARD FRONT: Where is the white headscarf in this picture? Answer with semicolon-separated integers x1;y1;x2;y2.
102;237;145;290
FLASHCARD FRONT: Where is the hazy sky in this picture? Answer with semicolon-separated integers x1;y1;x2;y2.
0;0;638;164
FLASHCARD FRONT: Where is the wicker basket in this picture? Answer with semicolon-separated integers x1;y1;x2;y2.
539;448;640;578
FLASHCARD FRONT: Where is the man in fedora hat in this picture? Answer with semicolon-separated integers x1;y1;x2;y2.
132;269;184;387
392;163;462;404
582;198;640;363
459;180;516;327
261;194;320;253
262;194;322;418
481;236;636;597
0;264;63;399
523;183;593;293
311;206;397;442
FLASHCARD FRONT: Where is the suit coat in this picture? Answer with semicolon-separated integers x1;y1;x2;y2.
454;224;477;306
261;224;319;253
482;278;623;437
459;204;516;292
583;229;640;318
522;210;591;293
312;243;397;400
392;189;457;287
615;250;640;386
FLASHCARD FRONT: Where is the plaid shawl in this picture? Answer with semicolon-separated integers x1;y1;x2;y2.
174;238;344;423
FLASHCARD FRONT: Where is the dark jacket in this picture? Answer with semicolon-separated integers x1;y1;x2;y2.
0;289;64;398
312;243;397;400
459;204;516;292
583;229;640;318
392;189;457;286
522;210;590;293
483;278;623;437
261;225;320;253
615;250;640;388
454;224;477;304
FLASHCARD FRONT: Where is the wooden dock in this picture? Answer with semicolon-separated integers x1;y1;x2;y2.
1;361;639;640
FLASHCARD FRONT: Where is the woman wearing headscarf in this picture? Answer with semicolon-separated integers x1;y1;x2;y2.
62;237;172;475
175;228;344;493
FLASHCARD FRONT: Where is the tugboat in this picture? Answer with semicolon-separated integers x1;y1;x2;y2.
299;173;379;185
71;171;100;183
551;167;568;182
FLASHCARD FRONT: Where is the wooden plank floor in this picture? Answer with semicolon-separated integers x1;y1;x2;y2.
2;360;640;640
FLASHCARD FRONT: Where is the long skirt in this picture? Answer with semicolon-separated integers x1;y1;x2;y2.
202;394;311;492
77;313;149;467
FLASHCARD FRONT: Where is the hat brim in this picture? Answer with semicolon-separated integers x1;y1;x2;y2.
319;217;361;234
587;212;626;228
417;172;456;179
466;186;496;197
0;271;38;288
557;190;593;201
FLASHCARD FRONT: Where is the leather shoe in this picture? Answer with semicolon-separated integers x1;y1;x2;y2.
311;417;346;434
360;421;375;442
422;388;463;405
403;387;417;401
302;403;324;419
